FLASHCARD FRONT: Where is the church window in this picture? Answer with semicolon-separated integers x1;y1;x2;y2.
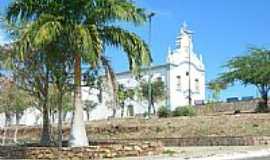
186;72;189;76
157;77;162;81
195;79;200;93
127;105;134;117
176;76;181;90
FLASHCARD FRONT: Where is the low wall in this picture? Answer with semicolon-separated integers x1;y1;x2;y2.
160;136;270;146
0;141;163;159
196;100;258;114
93;136;270;147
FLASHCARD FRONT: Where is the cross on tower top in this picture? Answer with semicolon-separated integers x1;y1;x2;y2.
176;22;194;52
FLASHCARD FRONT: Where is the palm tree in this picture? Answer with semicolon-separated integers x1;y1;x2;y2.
6;0;151;147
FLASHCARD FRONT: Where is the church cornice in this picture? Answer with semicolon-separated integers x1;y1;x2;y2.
171;61;205;73
115;63;176;77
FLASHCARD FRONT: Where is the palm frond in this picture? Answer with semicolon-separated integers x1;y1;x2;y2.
100;26;151;75
32;15;63;48
6;0;48;22
12;14;63;60
86;0;147;25
86;25;103;67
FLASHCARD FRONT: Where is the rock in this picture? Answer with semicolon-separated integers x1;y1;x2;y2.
134;145;143;153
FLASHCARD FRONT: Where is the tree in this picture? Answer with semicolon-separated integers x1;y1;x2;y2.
47;45;74;148
0;44;53;145
101;57;118;118
83;100;97;121
62;92;74;122
16;50;52;145
139;78;166;116
12;84;34;125
48;82;73;147
6;0;151;147
117;84;135;118
207;80;227;102
0;78;34;126
218;48;270;109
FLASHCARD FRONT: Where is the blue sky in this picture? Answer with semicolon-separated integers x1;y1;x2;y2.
1;0;270;100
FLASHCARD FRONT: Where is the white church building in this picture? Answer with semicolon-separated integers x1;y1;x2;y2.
0;23;205;126
82;22;205;120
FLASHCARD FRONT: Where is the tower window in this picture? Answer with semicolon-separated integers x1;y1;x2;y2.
195;79;200;93
186;72;189;76
176;76;181;90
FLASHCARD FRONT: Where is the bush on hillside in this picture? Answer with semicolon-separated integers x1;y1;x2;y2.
158;106;171;118
143;111;148;118
172;106;196;117
201;103;215;114
255;101;268;113
234;109;241;114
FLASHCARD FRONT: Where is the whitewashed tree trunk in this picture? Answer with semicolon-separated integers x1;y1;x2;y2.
58;92;63;148
14;127;18;144
5;112;12;127
68;55;88;147
2;128;6;145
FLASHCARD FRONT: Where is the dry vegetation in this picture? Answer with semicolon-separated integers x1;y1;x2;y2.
86;113;270;139
2;113;270;142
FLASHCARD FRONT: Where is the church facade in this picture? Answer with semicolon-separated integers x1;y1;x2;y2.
82;23;205;119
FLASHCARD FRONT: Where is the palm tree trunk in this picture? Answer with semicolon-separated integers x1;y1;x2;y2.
68;54;89;147
5;112;11;127
52;113;55;124
15;111;21;125
263;91;268;109
63;112;67;122
58;91;63;148
40;101;51;146
267;92;269;108
40;70;51;146
121;103;125;118
151;98;156;115
86;109;90;121
112;108;117;118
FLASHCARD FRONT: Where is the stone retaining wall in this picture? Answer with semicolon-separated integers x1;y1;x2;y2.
196;100;258;114
0;141;163;159
94;136;270;147
160;136;270;146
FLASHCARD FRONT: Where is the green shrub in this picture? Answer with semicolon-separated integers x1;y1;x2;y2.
234;109;241;114
143;111;148;118
162;149;177;156
255;101;268;113
172;106;196;117
158;106;171;118
201;103;215;115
